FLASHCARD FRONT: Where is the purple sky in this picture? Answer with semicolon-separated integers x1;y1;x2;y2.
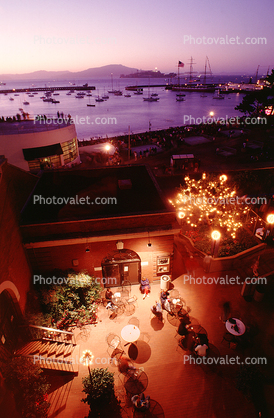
1;0;273;75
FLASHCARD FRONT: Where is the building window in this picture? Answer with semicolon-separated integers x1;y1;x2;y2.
61;137;78;164
28;154;61;171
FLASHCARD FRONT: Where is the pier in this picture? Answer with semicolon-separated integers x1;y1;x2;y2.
0;85;96;94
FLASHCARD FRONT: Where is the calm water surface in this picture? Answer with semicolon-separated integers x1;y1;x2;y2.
0;78;245;140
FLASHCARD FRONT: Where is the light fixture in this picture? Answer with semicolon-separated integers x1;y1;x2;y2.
80;350;94;379
80;350;94;366
219;174;227;182
211;230;221;258
147;232;152;247
116;241;124;250
85;239;90;253
211;230;221;241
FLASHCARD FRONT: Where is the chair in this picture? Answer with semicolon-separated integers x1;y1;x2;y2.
221;331;237;348
128;317;140;328
122;280;132;296
110;347;125;366
151;303;163;322
106;333;121;350
108;301;125;319
229;311;242;320
124;295;138;316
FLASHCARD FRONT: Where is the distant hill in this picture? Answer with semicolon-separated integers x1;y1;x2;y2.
0;64;138;81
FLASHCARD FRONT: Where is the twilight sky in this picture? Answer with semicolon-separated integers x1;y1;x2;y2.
1;0;273;75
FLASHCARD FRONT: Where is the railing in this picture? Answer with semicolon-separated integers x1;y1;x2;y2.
245;209;267;235
29;324;76;346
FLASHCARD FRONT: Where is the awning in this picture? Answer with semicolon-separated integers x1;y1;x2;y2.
23;143;63;161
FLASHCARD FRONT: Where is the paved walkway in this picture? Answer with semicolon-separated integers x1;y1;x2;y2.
45;239;274;417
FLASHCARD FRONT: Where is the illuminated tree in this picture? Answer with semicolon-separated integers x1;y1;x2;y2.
170;173;249;239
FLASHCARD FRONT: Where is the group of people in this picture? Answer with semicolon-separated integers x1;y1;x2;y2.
117;355;151;411
178;315;209;356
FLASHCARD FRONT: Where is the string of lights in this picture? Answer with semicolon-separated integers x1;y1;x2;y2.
169;173;249;239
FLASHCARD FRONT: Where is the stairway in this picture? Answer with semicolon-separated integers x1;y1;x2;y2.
15;325;78;374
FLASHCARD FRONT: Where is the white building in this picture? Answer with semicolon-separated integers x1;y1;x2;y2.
0;118;80;172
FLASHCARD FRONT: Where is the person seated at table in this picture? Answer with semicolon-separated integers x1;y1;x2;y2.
197;333;209;346
118;355;137;376
151;301;163;321
194;343;208;357
105;288;114;309
160;290;172;312
140;277;151;299
255;227;270;240
178;318;190;337
131;393;150;410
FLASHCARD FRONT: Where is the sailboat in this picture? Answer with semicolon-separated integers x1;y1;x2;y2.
176;61;186;101
172;57;215;92
213;89;225;100
108;73;116;93
200;57;213;97
143;78;159;102
108;73;122;95
102;88;109;100
87;95;95;107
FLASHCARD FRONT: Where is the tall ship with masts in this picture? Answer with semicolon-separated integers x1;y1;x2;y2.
170;57;216;92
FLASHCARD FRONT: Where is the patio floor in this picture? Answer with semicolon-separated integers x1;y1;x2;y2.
45;247;274;418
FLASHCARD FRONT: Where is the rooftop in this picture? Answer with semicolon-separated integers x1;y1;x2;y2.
20;165;171;226
0;118;73;135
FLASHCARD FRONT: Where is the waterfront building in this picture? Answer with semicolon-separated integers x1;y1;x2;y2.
0;118;80;172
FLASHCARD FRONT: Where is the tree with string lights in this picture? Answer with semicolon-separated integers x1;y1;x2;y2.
170;173;249;240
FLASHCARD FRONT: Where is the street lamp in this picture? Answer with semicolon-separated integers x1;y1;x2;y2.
211;230;221;257
80;350;94;380
219;174;227;182
178;211;185;231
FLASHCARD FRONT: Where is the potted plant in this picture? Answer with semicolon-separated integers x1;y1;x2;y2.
82;368;121;417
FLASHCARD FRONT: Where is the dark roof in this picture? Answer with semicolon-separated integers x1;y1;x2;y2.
23;143;63;161
20;165;170;225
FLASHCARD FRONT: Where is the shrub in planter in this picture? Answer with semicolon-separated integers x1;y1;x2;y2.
82;368;121;417
2;356;50;418
27;270;102;330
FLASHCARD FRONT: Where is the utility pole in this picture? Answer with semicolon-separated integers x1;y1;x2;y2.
128;126;131;160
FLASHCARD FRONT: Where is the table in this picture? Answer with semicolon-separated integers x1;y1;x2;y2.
124;370;148;394
167;298;188;327
225;318;246;336
121;325;140;343
113;294;126;306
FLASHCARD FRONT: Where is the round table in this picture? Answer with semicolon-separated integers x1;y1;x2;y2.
124;370;148;394
121;325;140;343
225;318;246;336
